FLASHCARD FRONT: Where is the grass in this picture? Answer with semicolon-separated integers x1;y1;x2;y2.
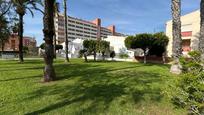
0;59;186;115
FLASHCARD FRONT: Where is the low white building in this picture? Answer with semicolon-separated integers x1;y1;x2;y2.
104;36;135;58
60;38;84;58
59;36;136;59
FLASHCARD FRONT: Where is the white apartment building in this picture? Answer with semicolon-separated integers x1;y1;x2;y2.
166;10;200;57
55;13;124;44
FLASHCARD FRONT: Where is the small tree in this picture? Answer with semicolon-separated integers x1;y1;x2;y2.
125;33;169;64
110;51;115;60
149;32;169;57
23;46;29;54
98;40;110;61
83;39;97;61
125;36;136;49
40;43;62;51
40;43;45;49
125;33;154;64
55;45;63;50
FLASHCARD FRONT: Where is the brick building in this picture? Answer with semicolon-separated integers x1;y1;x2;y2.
2;34;37;51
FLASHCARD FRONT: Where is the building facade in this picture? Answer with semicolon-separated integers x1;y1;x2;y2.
166;10;200;57
2;34;37;51
55;13;124;44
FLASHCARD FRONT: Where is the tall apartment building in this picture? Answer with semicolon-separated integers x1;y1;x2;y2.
55;13;124;44
166;10;200;57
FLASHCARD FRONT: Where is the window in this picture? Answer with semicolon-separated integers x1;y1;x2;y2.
182;39;191;52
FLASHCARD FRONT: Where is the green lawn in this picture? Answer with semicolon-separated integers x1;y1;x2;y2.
0;59;186;115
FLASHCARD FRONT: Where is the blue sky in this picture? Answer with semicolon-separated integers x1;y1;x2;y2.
23;0;200;46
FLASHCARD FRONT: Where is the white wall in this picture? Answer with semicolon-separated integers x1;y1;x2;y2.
105;36;134;58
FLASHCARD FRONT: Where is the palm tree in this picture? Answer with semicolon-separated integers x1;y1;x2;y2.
12;0;42;63
170;0;182;74
43;0;56;82
64;0;69;62
199;0;204;56
0;16;10;51
0;1;12;18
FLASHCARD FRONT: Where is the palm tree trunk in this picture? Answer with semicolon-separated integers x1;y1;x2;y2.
200;0;204;58
170;0;182;74
43;0;56;82
19;14;24;63
53;34;56;59
64;0;69;62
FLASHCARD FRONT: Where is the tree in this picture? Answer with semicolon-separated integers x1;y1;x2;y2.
12;0;42;63
0;1;12;18
64;0;69;62
55;44;63;50
170;0;182;74
124;36;136;49
125;33;168;64
149;32;169;57
125;34;154;64
98;40;110;60
40;43;62;51
110;51;116;60
0;16;10;51
199;0;204;58
82;40;110;61
23;46;29;54
83;39;97;61
43;0;56;82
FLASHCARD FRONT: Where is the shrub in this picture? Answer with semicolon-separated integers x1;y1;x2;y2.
166;51;204;114
110;51;116;59
40;43;63;50
55;45;63;50
78;49;86;58
179;51;202;73
119;53;129;59
23;46;29;54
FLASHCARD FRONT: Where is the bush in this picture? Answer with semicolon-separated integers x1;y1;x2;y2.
23;46;29;54
166;51;204;114
119;53;129;59
110;51;116;59
179;51;203;73
40;43;63;50
78;49;86;58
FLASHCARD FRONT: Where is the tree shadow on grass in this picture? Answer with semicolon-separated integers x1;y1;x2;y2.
25;84;126;115
24;61;168;114
54;63;140;81
0;75;41;82
0;67;43;72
